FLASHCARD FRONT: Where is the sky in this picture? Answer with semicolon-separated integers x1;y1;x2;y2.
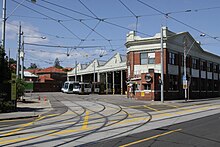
1;0;220;68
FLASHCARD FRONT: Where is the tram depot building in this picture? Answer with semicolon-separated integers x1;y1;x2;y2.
68;27;220;101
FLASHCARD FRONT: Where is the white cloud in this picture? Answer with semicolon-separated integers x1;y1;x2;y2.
5;20;48;43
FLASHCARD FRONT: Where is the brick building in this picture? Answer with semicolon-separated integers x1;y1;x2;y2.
126;27;220;100
25;67;67;92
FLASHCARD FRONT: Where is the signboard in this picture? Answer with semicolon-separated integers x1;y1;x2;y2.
183;80;188;89
11;74;16;100
141;91;145;97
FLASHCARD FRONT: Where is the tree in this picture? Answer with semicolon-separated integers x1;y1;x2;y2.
16;78;26;98
28;63;38;69
54;58;63;68
9;58;16;64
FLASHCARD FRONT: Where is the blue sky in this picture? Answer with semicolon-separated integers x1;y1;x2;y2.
1;0;220;68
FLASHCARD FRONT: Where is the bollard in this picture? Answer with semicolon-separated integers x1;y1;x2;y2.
38;96;41;101
44;96;47;101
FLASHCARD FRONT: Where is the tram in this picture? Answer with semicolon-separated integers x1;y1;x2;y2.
61;81;79;94
61;81;92;94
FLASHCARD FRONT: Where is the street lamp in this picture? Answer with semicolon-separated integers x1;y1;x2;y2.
183;34;206;102
20;34;46;79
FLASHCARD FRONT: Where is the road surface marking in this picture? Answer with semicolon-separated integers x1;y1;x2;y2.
49;128;85;136
0;135;38;145
152;113;174;118
1;128;22;137
128;105;145;108
82;110;89;129
49;111;91;136
144;105;173;117
120;128;182;147
144;105;159;112
165;103;179;108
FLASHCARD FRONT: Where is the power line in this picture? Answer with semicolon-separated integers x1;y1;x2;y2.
24;42;104;49
137;0;220;42
78;0;98;18
38;0;152;37
118;0;139;33
40;0;94;19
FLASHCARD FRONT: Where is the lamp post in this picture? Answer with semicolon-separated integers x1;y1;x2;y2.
93;61;96;83
75;60;77;82
183;37;187;101
0;0;6;84
183;34;205;102
21;34;46;79
1;0;6;53
160;27;164;103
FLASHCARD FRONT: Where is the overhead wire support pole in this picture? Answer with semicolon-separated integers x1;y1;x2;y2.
0;0;6;86
160;26;164;103
16;22;22;79
183;37;187;102
21;32;24;79
75;60;77;82
1;0;6;52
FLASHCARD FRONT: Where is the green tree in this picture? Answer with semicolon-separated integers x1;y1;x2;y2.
54;58;63;68
28;63;38;69
16;78;26;98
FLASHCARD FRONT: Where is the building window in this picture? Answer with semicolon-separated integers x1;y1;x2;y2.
192;58;198;69
140;52;155;65
207;80;212;91
140;52;147;64
200;61;206;71
169;75;178;90
207;62;213;72
191;78;199;90
169;52;176;65
143;84;151;90
201;79;206;91
213;64;219;73
214;81;218;91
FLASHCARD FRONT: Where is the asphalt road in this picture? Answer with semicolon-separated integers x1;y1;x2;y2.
84;112;220;147
0;92;220;147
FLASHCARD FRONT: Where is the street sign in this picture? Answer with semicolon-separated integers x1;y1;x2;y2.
183;80;188;89
11;73;16;100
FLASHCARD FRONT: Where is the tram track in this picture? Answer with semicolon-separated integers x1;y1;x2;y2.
0;93;153;147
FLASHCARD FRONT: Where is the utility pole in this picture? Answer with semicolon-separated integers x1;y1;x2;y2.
160;27;164;103
93;61;96;82
75;60;77;82
183;37;188;102
0;0;6;84
1;0;6;53
16;23;22;79
21;33;24;79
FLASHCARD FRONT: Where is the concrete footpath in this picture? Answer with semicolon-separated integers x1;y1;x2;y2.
0;96;51;121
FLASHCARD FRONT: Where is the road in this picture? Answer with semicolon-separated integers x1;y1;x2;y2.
86;112;220;147
0;93;220;147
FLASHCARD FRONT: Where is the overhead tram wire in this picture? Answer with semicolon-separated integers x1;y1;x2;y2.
15;0;220;40
12;0;82;41
6;21;118;42
24;42;104;49
137;0;220;42
39;0;94;19
118;0;139;34
78;0;98;18
75;20;101;49
38;0;152;37
77;0;115;51
24;0;111;46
